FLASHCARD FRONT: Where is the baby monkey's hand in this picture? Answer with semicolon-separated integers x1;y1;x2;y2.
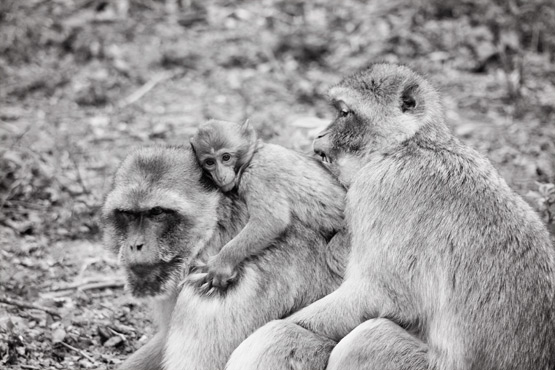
186;254;239;295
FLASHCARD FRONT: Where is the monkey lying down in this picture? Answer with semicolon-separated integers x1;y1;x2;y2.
102;138;349;368
226;63;555;370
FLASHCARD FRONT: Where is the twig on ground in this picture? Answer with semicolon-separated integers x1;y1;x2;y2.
49;275;123;292
43;280;124;298
0;295;61;318
108;326;127;341
59;341;96;363
21;365;41;370
78;280;125;291
118;71;175;107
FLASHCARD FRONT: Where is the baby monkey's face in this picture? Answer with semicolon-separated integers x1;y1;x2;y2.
190;119;258;193
198;149;239;192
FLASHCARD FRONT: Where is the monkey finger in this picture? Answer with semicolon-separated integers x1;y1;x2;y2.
210;275;223;289
229;270;238;281
187;272;208;286
197;281;214;294
190;261;208;274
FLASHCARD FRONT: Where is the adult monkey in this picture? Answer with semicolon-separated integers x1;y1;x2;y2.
101;145;348;370
227;64;555;370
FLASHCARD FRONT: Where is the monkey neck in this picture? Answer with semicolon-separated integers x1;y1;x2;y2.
414;120;453;146
244;139;262;165
235;140;263;184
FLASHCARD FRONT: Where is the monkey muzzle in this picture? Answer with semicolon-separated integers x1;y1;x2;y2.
313;131;333;163
220;181;236;193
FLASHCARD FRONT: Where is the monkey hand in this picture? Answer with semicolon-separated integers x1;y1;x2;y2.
185;255;239;294
204;255;239;290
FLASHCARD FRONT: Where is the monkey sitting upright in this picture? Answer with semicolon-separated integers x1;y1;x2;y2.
226;64;555;370
189;119;345;291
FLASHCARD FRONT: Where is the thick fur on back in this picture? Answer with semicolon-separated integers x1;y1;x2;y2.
162;144;348;370
348;133;555;369
340;64;555;369
103;145;349;370
226;64;555;370
239;143;345;237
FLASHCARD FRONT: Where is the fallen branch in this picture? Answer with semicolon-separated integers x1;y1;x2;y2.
118;72;175;108
78;280;125;292
0;296;61;318
42;280;125;299
21;365;41;370
59;341;96;364
50;276;123;292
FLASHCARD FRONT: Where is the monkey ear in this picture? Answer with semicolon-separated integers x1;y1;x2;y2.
189;138;197;155
241;119;251;131
401;84;418;113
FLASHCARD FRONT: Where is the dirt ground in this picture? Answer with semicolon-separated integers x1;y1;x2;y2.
1;0;554;369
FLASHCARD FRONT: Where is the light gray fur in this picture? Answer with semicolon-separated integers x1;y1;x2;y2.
102;145;349;370
227;64;555;370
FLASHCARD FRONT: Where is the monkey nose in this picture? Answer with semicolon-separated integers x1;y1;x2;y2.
313;137;332;163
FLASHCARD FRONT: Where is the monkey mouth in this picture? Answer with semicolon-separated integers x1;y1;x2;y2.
126;257;184;297
319;154;332;164
220;181;236;193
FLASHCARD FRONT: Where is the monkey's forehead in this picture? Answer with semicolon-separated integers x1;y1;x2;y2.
104;186;197;215
197;120;242;135
332;64;426;101
328;86;366;105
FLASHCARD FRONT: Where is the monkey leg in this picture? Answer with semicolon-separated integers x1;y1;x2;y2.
327;318;430;370
226;281;371;370
226;320;335;370
165;252;339;370
117;331;166;370
289;280;371;341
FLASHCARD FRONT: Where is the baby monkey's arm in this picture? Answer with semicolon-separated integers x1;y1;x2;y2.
193;178;291;292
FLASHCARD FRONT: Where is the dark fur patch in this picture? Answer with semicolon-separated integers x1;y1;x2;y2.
401;83;418;113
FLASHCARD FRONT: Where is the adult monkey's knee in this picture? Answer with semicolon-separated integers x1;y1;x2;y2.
227;320;335;370
328;319;429;370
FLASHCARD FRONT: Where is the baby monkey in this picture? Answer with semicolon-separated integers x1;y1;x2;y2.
191;120;257;193
189;119;344;293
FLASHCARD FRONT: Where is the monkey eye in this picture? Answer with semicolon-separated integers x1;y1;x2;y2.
115;209;138;221
150;207;165;216
339;109;351;118
336;102;352;118
222;153;231;162
204;158;216;167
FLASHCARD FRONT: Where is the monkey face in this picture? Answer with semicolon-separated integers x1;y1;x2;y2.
190;119;258;193
108;207;190;297
103;147;220;298
313;96;376;187
200;152;238;192
314;64;438;187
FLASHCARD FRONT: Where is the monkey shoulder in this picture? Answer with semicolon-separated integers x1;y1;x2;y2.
349;137;551;251
238;143;345;226
241;143;341;190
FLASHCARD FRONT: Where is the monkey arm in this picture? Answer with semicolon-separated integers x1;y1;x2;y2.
288;279;371;342
118;331;166;370
226;280;370;370
216;181;291;267
117;294;175;370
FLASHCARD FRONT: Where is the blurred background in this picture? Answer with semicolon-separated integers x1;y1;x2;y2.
1;0;554;368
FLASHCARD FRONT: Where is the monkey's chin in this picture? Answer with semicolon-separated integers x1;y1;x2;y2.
220;182;236;193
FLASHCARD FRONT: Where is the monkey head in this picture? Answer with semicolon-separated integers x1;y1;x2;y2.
313;63;445;187
190;119;257;192
102;147;220;298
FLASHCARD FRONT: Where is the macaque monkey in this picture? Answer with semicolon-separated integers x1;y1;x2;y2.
189;119;344;291
102;145;349;370
226;63;555;370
